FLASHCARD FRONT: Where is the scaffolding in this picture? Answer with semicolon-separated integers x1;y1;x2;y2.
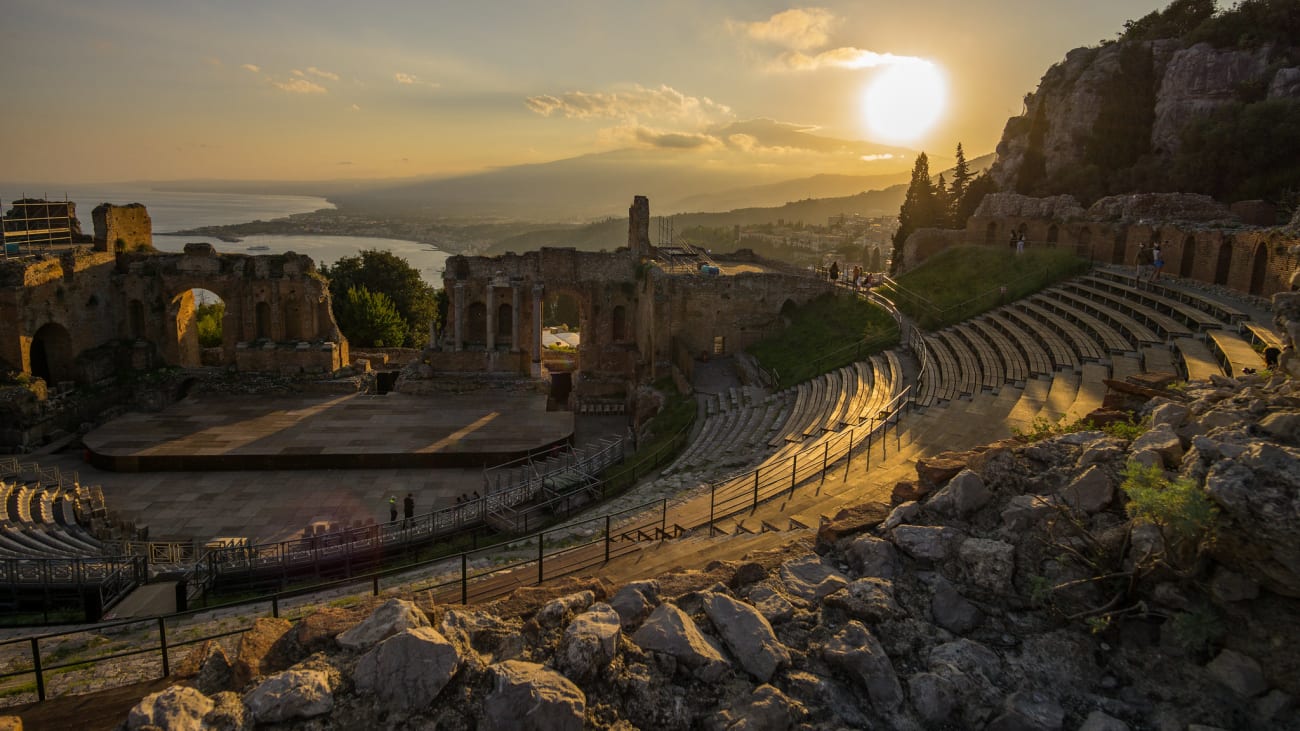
2;196;75;259
653;215;723;275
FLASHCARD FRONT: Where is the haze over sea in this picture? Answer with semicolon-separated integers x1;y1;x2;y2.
1;183;449;286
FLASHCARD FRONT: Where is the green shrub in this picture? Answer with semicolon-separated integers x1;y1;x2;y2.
1102;416;1148;440
1121;461;1217;546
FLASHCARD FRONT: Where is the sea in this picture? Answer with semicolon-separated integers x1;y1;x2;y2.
1;183;449;287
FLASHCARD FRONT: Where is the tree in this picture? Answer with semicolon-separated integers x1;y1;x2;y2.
953;172;998;230
935;174;951;228
196;302;224;348
334;286;406;348
320;250;437;348
950;143;972;220
890;152;941;273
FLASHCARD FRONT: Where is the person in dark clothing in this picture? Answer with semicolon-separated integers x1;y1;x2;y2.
403;493;415;526
388;496;397;523
829;261;840;282
1264;346;1281;370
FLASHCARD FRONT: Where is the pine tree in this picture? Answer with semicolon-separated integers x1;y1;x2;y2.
950;142;971;219
890;152;938;273
935;173;951;228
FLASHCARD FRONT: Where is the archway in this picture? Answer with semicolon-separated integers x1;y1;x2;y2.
1214;238;1233;285
194;289;226;366
167;290;202;367
1248;242;1270;295
1179;235;1197;279
29;323;73;385
544;292;581;332
612;305;627;341
985;222;997;246
1046;224;1059;247
496;303;513;348
466;302;487;347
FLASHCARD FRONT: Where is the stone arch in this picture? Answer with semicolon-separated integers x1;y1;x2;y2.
166;290;202;367
28;322;74;385
496;302;513;345
255;301;272;340
1214;237;1233;285
128;299;146;340
1178;234;1197;279
612;305;627;341
283;294;302;341
466;302;487;346
1248;241;1269;295
1046;224;1059;246
985;222;997;245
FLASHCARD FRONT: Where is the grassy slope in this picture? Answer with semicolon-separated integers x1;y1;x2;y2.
748;292;900;388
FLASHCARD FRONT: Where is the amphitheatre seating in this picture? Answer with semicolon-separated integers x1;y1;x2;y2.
1035;372;1079;423
938;330;984;396
983;313;1052;376
1052;284;1163;349
1176;338;1223;382
1241;322;1284;351
1207;330;1266;375
1143;345;1177;375
1063;281;1194;341
1080;274;1226;332
1034;291;1136;355
1066;363;1110;422
1091;269;1248;325
999;309;1080;371
921;334;963;403
1017;301;1104;363
959;321;1022;386
1111;355;1142;382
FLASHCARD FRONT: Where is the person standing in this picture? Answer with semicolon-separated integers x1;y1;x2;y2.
1152;244;1164;282
403;492;415;526
829;261;840;282
388;496;398;523
1016;232;1025;255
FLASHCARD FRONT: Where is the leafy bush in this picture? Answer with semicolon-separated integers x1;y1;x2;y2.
196;302;224;347
1121;461;1217;546
1102;416;1148;440
321;249;438;348
334;286;407;348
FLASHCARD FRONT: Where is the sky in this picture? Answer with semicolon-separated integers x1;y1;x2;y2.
1;0;1172;185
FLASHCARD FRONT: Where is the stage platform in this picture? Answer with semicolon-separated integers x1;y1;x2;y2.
83;392;574;472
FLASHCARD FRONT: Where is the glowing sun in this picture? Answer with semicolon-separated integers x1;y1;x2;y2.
862;61;947;143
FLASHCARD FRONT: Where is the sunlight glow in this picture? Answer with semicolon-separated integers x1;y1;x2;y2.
862;61;947;143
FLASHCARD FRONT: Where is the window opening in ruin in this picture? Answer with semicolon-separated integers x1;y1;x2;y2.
612;305;626;341
29;323;73;385
168;289;222;368
1046;224;1059;246
283;294;302;342
544;292;581;331
713;336;725;355
497;303;512;347
255;301;272;340
128;300;146;341
466;302;487;347
1179;235;1197;279
1214;238;1233;286
1248;242;1269;295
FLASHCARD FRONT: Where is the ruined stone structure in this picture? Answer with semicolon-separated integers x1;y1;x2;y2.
432;198;830;407
0;204;347;388
901;192;1300;297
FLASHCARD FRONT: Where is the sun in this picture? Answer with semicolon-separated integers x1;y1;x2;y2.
862;61;947;143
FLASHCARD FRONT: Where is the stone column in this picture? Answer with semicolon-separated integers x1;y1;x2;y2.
486;286;497;350
453;282;465;352
511;285;521;352
531;284;544;365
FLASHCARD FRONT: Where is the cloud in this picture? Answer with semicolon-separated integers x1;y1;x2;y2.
241;63;260;73
307;66;339;81
204;57;222;67
860;153;897;162
395;72;418;84
730;7;836;50
292;69;305;77
270;77;327;94
524;84;731;127
634;128;719;149
773;47;929;71
349;103;361;111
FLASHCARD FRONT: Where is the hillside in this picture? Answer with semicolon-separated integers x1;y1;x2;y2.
990;0;1300;210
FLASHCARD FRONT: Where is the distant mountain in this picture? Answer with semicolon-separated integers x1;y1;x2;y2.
666;172;913;214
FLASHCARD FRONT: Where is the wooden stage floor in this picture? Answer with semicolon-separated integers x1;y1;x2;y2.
83;392;574;471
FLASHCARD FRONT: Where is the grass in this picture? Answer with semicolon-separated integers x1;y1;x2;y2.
597;380;696;496
886;245;1090;330
747;291;900;388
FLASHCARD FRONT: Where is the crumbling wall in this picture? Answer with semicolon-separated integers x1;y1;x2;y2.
92;203;152;252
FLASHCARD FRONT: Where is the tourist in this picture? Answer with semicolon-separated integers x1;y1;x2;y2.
829;261;840;282
388;496;397;523
1135;244;1150;280
403;492;415;526
1016;232;1025;255
1009;231;1017;250
1152;244;1164;282
1264;346;1281;370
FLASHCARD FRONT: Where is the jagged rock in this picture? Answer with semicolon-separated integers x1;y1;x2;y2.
882;500;921;531
916;455;967;487
1015;632;1100;689
1259;411;1300;444
1255;689;1294;722
1150;401;1190;429
293;606;354;654
709;684;804;730
354;627;460;714
925;468;992;516
845;534;899;578
232;617;294;688
783;671;871;728
730;562;768;588
631;602;730;682
747;585;796;623
1087;193;1235;224
972;192;1085;220
909;671;960;724
1205;648;1267;698
126;686;214;731
1128;448;1164;471
825;577;903;623
958;538;1016;594
1080;710;1130;731
1205;442;1300;596
702;591;791;683
1153;43;1273;155
930;638;1002;683
892;524;964;561
336;598;429;651
821;620;903;712
814;501;889;552
439;608;510;668
243;668;334;723
557;603;621;680
1131;424;1184;467
890;480;928;504
778;554;848;601
1001;494;1061;533
1078;439;1126;468
609;580;659;630
1209;566;1260;603
987;690;1065;730
931;578;983;634
197;643;235;696
1059;464;1114;513
1130;523;1166;561
535;590;595;628
483;660;586;731
203;691;250;731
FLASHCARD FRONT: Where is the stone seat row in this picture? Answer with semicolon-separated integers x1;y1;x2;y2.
664;386;789;476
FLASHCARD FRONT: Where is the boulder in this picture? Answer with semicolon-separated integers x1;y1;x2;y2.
336;598;429;651
556;603;621;680
821;620;903;712
908;671;960;724
1079;710;1131;731
631;603;730;682
1205;442;1300;597
929;638;1003;683
824;577;903;623
916;455;967;487
1001;494;1061;533
1255;689;1294;723
709;684;803;730
535;590;595;628
1130;424;1184;467
778;554;848;601
1150;401;1190;429
1205;648;1267;698
292;606;355;654
608;580;658;630
882;500;921;531
1258;411;1300;443
925;468;992;516
1059;464;1114;513
1208;566;1259;603
243;668;334;723
930;578;983;634
483;660;586;731
845;534;899;578
892;524;964;561
747;585;796;623
814;501;889;551
958;538;1017;594
986;690;1065;731
354;627;460;714
702;591;791;683
203;691;249;731
232;617;294;688
126;686;214;731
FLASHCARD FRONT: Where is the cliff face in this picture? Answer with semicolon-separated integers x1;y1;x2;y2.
991;38;1300;201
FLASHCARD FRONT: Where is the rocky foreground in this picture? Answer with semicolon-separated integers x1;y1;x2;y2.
107;357;1300;730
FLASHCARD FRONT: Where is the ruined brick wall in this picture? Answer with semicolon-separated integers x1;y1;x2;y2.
92;203;152;252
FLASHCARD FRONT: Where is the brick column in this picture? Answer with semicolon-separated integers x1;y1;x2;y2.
511;285;521;352
453;282;465;352
486;285;497;350
531;284;544;365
